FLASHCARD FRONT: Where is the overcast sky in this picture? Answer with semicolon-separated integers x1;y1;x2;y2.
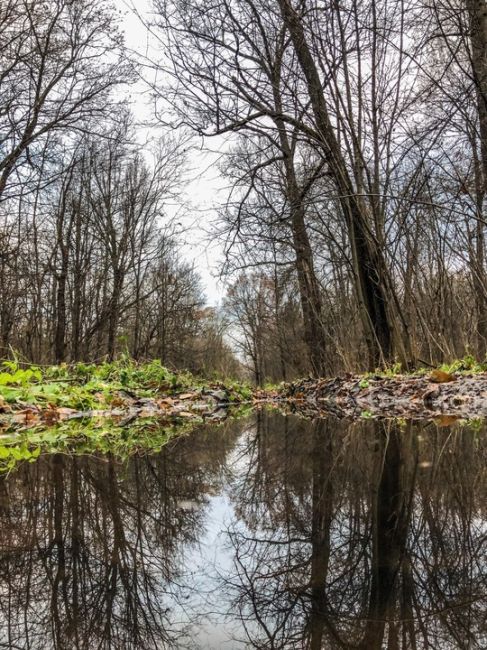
114;0;228;307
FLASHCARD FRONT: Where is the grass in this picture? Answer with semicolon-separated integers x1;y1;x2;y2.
438;354;487;374
356;355;487;381
0;357;253;410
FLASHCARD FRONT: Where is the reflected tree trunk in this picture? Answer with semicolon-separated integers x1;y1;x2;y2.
51;454;66;648
361;423;416;649
308;420;334;649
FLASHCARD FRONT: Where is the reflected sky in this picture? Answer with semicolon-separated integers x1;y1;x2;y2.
0;412;485;649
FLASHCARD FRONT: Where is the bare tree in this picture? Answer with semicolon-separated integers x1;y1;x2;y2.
0;0;132;201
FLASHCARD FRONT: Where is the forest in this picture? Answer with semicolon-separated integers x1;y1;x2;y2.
1;0;487;385
1;4;487;649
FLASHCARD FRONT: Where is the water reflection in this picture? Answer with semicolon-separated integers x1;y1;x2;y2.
0;421;243;649
0;412;485;649
224;413;487;649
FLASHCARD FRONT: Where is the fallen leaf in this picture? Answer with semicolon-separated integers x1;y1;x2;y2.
57;407;78;417
41;408;59;423
434;415;459;427
157;397;175;408
0;397;11;413
110;397;128;408
423;386;440;405
13;409;39;423
429;369;456;383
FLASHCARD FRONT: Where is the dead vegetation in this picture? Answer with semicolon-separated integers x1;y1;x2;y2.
280;372;487;419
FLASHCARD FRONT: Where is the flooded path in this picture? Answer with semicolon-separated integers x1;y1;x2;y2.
0;412;485;649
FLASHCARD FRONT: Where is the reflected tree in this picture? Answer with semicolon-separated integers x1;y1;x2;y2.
220;412;487;649
0;421;242;649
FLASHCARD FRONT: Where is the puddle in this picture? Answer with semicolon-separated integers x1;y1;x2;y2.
0;412;485;648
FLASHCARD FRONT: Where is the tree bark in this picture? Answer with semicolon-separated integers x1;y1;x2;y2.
276;0;397;368
107;270;124;361
271;59;329;375
467;0;487;357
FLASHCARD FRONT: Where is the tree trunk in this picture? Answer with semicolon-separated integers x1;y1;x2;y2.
467;0;487;357
271;64;329;375
107;271;123;361
276;0;397;368
309;420;333;650
291;201;328;376
54;271;67;364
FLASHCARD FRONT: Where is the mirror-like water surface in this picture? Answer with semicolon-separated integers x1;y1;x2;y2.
0;412;485;649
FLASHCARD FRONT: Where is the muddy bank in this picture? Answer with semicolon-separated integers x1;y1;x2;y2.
280;373;487;419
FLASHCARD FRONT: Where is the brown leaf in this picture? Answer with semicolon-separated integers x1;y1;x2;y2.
110;397;128;409
12;410;39;425
57;407;77;415
178;411;195;418
0;397;11;413
434;415;459;427
157;397;175;408
429;369;456;383
41;408;59;424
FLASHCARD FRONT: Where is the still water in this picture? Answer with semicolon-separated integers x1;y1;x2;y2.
0;411;485;649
